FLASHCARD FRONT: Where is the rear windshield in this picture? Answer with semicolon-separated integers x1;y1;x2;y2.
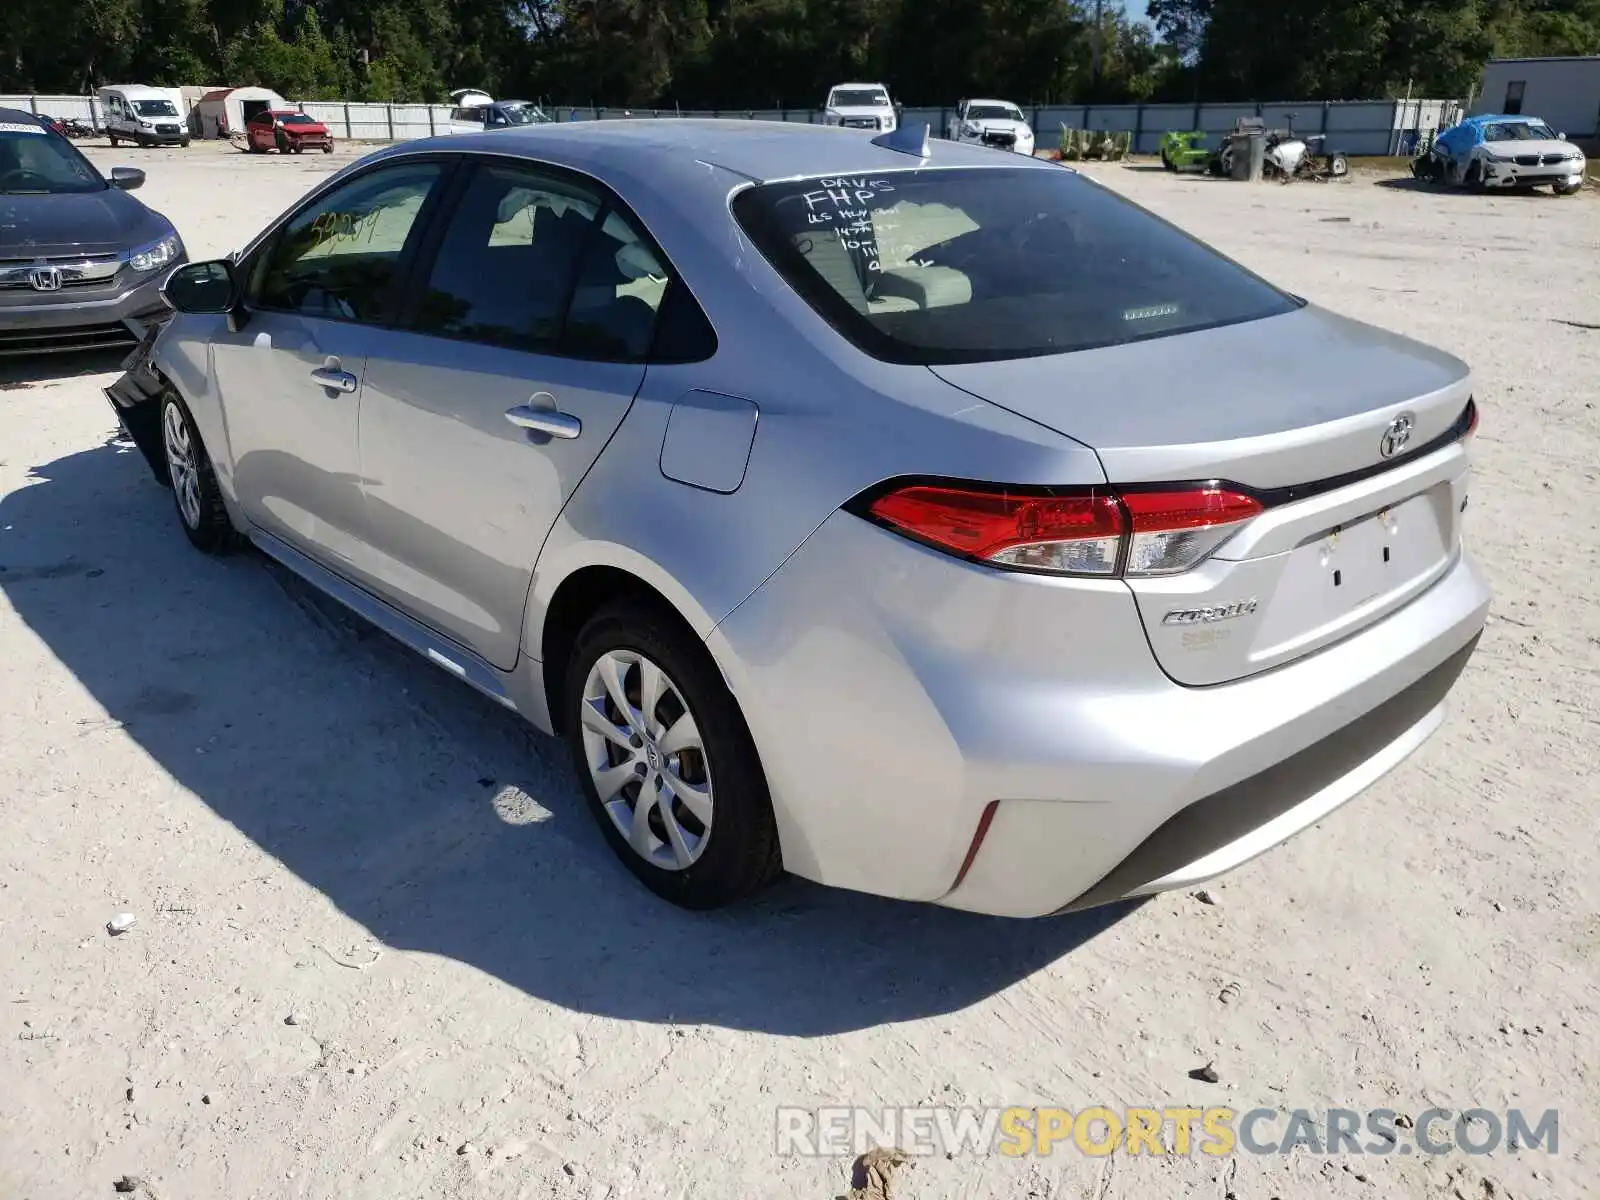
730;167;1300;364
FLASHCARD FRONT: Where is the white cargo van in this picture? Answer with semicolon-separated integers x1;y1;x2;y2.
98;85;189;147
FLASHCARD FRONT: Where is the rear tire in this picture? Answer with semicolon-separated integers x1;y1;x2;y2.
1327;153;1348;178
108;133;118;147
160;393;234;555
563;599;781;910
1160;146;1176;171
322;144;333;154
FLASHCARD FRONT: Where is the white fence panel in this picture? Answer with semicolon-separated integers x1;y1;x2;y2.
0;91;1462;155
1;94;101;126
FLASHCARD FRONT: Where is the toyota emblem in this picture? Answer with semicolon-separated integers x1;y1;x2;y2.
1379;412;1415;459
28;265;63;292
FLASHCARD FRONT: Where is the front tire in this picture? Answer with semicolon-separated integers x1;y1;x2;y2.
1327;153;1348;178
160;394;234;555
1464;160;1485;190
563;599;781;909
1554;181;1581;196
108;133;118;147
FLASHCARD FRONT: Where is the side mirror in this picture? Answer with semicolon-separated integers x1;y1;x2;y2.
110;167;145;191
1558;131;1567;140
162;260;239;315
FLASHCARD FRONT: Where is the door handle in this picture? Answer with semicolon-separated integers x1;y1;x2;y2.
310;366;358;394
505;404;581;440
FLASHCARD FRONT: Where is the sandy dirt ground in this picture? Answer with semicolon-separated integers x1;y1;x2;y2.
1;138;1596;1200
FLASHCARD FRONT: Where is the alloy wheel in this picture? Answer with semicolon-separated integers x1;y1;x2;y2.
579;649;713;871
163;401;202;529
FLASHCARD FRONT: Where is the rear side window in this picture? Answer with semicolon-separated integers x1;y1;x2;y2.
731;167;1300;365
411;164;601;352
411;161;692;362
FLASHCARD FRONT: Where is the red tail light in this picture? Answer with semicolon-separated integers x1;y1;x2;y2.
1121;487;1263;575
868;485;1124;575
863;482;1262;578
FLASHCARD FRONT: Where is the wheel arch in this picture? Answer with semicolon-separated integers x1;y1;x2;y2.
532;554;722;737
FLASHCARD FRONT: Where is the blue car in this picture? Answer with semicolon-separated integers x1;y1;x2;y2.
1416;113;1586;194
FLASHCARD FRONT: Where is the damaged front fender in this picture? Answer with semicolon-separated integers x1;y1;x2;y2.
103;313;175;485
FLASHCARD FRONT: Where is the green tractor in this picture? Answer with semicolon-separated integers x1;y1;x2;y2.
1159;130;1211;172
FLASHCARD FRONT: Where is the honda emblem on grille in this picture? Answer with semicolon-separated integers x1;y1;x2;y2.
1380;412;1415;458
29;265;63;292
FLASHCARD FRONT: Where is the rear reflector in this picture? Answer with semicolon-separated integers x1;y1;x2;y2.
863;482;1262;578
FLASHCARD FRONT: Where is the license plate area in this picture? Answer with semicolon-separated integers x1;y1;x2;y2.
1248;487;1453;663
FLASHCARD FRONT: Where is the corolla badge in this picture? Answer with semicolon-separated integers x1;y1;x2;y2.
1380;412;1415;458
1163;599;1259;626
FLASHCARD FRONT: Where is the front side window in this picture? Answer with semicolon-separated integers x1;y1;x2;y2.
412;162;670;360
732;167;1299;365
250;161;444;322
0;126;105;194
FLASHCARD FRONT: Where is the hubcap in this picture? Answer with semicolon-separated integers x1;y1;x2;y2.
580;649;712;871
163;401;202;530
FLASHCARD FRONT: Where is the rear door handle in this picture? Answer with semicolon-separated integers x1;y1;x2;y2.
310;366;358;394
505;404;581;440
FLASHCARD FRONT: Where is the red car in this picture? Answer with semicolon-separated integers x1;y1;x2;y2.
245;110;334;155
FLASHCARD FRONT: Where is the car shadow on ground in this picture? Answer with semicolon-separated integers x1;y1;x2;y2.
1371;176;1568;196
0;348;131;389
1;436;1139;1036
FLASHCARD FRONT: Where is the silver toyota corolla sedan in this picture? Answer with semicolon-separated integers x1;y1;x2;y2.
134;120;1489;916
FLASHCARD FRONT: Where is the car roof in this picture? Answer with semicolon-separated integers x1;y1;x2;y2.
100;85;172;98
416;119;1054;189
829;83;888;91
0;107;47;126
1464;113;1542;125
966;98;1021;107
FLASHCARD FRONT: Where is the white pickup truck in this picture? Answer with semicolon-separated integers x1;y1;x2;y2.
822;83;898;133
945;98;1035;155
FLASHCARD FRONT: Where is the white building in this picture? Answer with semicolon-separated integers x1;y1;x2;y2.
194;85;289;138
1473;56;1600;141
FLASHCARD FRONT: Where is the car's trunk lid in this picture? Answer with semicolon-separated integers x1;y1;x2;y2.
932;305;1474;685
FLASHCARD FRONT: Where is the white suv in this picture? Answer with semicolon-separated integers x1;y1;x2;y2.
947;98;1035;155
823;83;897;133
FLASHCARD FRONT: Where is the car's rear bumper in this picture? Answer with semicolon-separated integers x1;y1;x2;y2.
708;511;1490;916
0;270;175;355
